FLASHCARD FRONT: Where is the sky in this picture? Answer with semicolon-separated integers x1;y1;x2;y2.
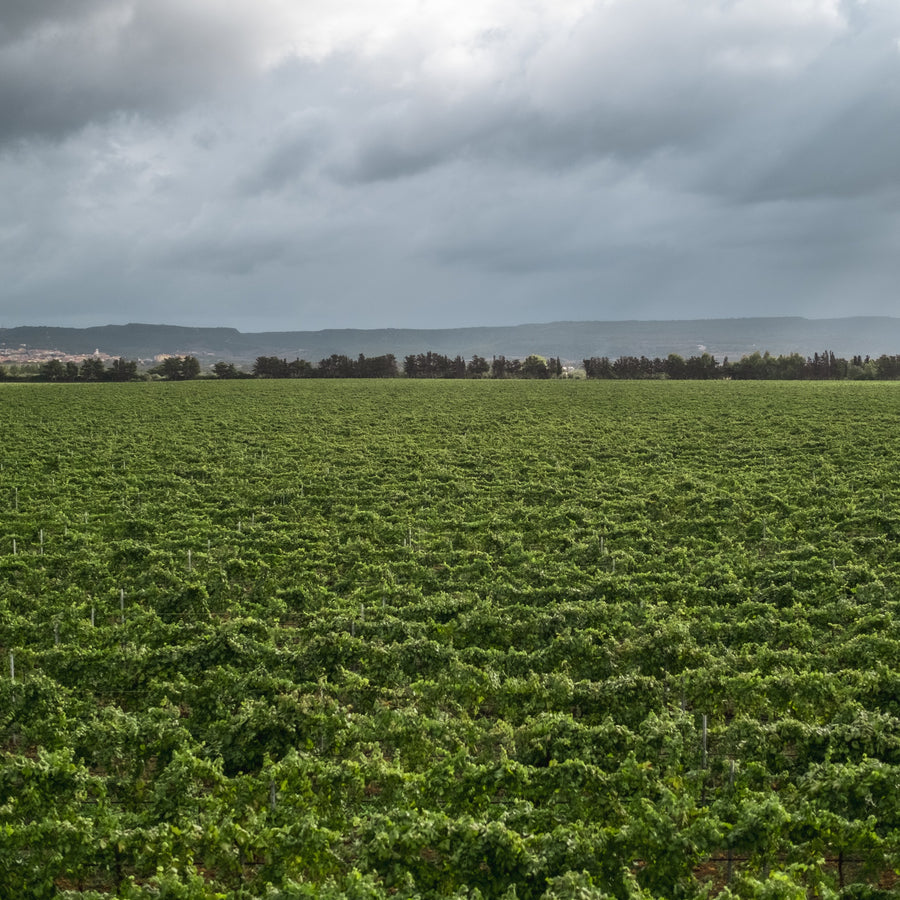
1;0;899;332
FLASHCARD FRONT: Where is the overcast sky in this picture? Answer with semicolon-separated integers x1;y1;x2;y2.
1;0;899;331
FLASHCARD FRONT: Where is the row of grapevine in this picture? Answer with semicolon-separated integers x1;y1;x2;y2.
0;380;899;898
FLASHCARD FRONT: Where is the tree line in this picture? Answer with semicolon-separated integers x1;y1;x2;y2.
29;352;563;381
22;349;900;382
31;357;143;382
29;356;200;382
583;350;900;380
252;352;565;379
253;350;900;380
250;354;400;378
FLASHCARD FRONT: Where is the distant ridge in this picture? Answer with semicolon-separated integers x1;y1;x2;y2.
3;318;900;364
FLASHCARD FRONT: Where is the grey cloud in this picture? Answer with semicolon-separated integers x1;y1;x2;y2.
4;0;900;333
686;14;900;204
756;99;900;201
331;103;489;183
0;0;107;41
749;65;900;200
263;1;856;190
0;0;262;143
161;234;293;276
236;109;335;195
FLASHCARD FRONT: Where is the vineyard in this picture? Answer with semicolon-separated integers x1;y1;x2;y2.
1;379;899;899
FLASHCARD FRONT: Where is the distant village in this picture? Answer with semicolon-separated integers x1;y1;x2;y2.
0;346;187;366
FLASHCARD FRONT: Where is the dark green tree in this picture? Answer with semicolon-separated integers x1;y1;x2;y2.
404;352;455;378
155;357;185;380
684;353;719;379
213;361;239;379
152;356;200;380
40;359;66;381
108;358;138;381
181;356;201;379
875;355;900;379
612;356;645;378
730;351;770;380
252;356;288;378
355;354;398;378
79;357;106;381
583;357;614;378
317;354;354;377
522;355;549;379
774;353;806;379
664;354;686;379
287;359;314;378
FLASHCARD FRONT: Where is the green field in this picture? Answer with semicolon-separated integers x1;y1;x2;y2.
1;380;899;899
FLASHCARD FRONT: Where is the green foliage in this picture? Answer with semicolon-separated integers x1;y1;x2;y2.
0;380;899;897
152;357;201;380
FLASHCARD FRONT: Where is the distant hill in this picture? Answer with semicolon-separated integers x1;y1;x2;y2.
3;318;900;365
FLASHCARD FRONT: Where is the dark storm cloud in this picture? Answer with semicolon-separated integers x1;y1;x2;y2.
688;16;900;204
233;0;881;198
3;0;900;330
234;99;337;196
749;65;900;200
0;0;263;143
0;0;105;39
